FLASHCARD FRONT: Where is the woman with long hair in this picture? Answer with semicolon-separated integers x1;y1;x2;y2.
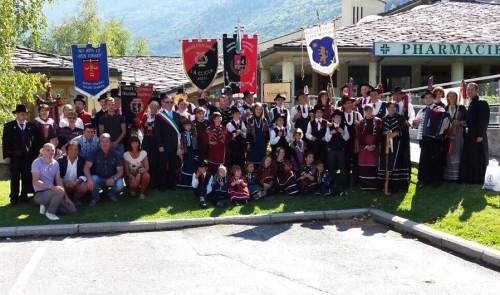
316;90;334;120
247;103;270;166
444;90;467;181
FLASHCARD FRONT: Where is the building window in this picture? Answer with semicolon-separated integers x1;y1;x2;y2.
348;66;369;96
381;66;411;92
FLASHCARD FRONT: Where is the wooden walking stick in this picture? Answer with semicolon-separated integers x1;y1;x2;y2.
384;132;391;196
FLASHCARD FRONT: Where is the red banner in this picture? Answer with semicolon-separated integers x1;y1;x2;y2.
223;34;258;93
181;39;219;90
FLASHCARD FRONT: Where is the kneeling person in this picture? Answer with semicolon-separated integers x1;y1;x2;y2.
58;140;88;204
84;133;124;206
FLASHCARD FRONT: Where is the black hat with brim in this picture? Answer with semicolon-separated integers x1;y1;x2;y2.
197;160;209;168
73;95;86;105
391;87;403;95
12;104;29;114
110;88;120;98
230;106;240;114
274;93;286;101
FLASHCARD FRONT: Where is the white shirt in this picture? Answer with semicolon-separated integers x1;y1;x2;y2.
271;106;291;130
123;151;147;175
290;104;310;121
63;157;78;182
59;117;84;129
325;122;350;142
17;120;27;130
270;126;291;145
395;100;416;125
191;172;214;195
306;120;328;141
226;120;247;138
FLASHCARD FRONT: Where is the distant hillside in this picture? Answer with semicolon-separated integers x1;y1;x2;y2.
44;0;409;55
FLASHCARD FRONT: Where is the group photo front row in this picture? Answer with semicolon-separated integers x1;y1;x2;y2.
2;82;490;221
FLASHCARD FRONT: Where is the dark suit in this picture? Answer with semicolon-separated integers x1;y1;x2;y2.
154;110;182;190
58;156;86;179
2;120;36;202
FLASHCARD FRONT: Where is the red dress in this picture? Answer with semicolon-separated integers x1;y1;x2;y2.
228;176;250;202
356;117;382;190
206;124;227;170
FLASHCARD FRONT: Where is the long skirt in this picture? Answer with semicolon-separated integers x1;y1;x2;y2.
359;147;380;190
178;149;196;188
208;142;226;174
377;138;410;192
249;127;267;165
142;135;159;188
444;129;464;181
276;172;300;195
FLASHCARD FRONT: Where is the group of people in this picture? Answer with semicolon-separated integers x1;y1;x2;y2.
2;82;490;220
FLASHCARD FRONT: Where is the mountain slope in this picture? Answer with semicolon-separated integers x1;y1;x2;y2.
44;0;408;55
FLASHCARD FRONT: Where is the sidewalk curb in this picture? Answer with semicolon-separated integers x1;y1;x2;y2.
369;209;500;268
1;208;498;268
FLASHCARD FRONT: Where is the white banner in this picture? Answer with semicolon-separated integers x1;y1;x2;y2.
304;22;339;76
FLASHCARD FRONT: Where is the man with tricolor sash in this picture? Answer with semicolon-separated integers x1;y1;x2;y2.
154;95;182;191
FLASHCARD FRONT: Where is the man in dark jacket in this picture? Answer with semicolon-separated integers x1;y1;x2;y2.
461;82;490;184
154;95;182;190
2;104;36;204
58;140;88;202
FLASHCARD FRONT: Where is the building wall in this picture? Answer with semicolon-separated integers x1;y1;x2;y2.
341;0;386;27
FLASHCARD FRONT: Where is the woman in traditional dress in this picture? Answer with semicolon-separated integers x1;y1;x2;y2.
356;104;382;190
377;102;410;195
276;160;300;196
316;90;334;120
206;112;227;174
178;119;198;188
247;103;270;166
443;91;467;181
192;107;209;161
140;101;160;188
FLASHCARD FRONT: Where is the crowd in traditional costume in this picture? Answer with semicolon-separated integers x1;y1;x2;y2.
2;81;491;219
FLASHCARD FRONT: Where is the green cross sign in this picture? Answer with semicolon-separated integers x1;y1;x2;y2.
380;44;390;54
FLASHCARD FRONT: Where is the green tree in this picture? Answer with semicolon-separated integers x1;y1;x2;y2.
40;0;150;56
0;0;49;137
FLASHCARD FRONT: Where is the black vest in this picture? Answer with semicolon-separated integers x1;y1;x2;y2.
273;127;288;147
328;122;347;151
294;105;311;132
310;119;328;139
272;107;288;123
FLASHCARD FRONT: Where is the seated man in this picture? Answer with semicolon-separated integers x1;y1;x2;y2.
84;133;124;206
58;140;88;204
32;143;74;221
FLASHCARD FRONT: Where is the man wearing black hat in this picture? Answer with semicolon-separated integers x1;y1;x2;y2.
226;106;248;167
2;105;36;204
291;90;312;136
306;105;329;162
93;93;108;134
74;95;92;124
223;86;234;107
270;93;291;130
240;90;255;121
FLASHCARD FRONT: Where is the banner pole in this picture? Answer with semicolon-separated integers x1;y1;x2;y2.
329;74;334;99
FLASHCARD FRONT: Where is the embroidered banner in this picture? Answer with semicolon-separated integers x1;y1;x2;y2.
71;43;110;98
304;22;339;76
181;39;219;90
222;33;258;93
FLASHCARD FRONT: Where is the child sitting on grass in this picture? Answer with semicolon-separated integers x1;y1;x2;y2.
210;164;229;207
228;165;250;204
297;152;317;193
245;162;262;200
257;155;275;197
192;160;212;208
276;160;300;196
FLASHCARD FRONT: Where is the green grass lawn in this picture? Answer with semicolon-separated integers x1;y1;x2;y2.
1;169;499;250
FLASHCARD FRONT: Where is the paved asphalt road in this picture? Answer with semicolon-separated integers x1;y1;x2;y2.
0;220;498;295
